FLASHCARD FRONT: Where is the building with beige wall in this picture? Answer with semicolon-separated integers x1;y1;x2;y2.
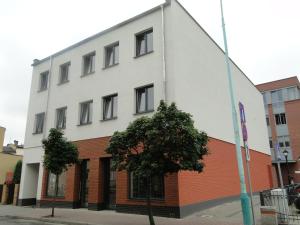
0;127;23;202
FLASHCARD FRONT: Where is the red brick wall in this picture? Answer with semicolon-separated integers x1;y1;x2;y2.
285;99;300;183
178;138;272;206
41;136;272;208
256;76;300;92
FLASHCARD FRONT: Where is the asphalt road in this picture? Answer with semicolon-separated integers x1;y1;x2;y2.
0;217;63;225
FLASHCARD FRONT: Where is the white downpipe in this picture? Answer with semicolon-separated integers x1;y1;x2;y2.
161;5;167;103
43;56;53;140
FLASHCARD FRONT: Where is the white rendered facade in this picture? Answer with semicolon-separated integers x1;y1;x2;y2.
19;0;269;204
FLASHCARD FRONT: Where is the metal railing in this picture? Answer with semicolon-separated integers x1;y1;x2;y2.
260;187;300;224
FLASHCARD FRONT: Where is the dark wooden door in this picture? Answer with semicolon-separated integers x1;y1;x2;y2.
103;158;116;209
79;160;89;208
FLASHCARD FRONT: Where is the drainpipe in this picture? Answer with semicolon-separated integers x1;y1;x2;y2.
43;56;53;140
161;4;167;103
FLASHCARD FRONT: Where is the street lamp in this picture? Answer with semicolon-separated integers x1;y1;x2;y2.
283;149;291;184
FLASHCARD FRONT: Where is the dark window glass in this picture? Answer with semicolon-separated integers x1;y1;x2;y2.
56;107;67;129
266;117;270;126
59;63;70;84
39;71;49;91
105;43;119;67
83;53;95;75
280;113;286;124
103;95;118;120
136;85;154;113
47;172;66;197
279;142;284;148
136;29;153;56
275;113;287;125
130;173;164;199
285;141;290;147
34;113;45;134
80;101;92;125
269;139;273;148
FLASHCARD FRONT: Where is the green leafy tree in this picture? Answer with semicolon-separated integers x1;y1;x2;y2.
43;128;79;217
106;101;208;225
13;160;22;184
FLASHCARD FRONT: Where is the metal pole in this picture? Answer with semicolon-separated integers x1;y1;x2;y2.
244;144;256;225
220;1;252;224
285;155;291;184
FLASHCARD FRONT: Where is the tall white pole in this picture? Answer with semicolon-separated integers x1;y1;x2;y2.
220;1;252;224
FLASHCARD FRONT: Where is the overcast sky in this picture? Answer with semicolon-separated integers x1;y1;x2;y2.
0;0;299;145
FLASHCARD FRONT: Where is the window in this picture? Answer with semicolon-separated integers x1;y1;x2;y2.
102;94;118;120
56;107;67;129
271;90;283;103
278;136;290;148
79;101;92;125
136;29;153;57
59;62;70;84
269;138;273;148
83;52;95;75
287;87;297;101
47;171;66;197
34;113;45;134
105;43;119;67
136;85;154;113
275;113;286;125
266;117;270;126
39;71;49;91
262;92;268;105
130;173;164;199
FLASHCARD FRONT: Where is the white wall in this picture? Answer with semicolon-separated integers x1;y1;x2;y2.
19;162;40;199
24;8;165;148
23;0;269;156
165;0;270;154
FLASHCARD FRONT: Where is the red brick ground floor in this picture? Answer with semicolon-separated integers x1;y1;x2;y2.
38;136;273;218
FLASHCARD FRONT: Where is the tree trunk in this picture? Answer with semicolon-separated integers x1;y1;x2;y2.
146;176;155;225
51;174;59;217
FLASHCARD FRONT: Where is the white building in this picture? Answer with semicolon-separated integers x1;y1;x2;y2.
19;0;271;218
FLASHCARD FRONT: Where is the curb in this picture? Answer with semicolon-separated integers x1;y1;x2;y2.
0;215;101;225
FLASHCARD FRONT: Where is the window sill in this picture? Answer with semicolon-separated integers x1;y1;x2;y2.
37;88;48;93
100;117;118;122
134;110;154;115
56;127;66;130
57;80;70;86
77;122;92;126
103;63;119;70
32;132;43;135
81;71;95;77
134;50;154;59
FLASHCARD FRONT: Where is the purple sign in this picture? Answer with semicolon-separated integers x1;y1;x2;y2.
239;102;246;123
239;102;248;142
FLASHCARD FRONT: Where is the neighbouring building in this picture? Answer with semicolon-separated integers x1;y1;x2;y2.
19;0;272;218
256;76;300;186
0;127;23;203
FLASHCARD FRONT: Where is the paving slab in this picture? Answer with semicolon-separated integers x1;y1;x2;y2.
0;196;262;225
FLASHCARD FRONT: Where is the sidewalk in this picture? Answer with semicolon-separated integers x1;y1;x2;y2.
0;196;262;225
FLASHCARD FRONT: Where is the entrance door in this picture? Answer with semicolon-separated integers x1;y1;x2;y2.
103;158;116;209
79;160;89;208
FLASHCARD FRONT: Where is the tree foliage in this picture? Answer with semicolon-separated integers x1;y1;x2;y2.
43;128;79;175
13;160;22;184
106;101;209;179
42;128;79;217
106;101;209;225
